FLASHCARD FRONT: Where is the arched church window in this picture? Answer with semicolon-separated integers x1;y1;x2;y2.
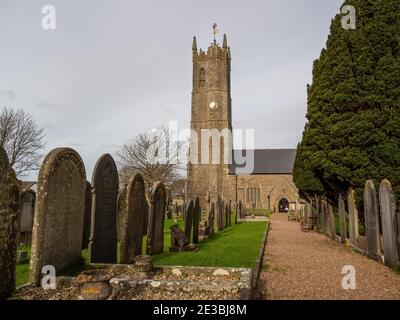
199;68;206;87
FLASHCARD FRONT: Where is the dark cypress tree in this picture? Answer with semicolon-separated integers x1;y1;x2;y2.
294;0;400;209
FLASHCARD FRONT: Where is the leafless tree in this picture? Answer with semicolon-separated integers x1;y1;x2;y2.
116;126;187;197
0;107;45;176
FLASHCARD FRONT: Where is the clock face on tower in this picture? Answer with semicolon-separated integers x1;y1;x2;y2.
209;101;218;110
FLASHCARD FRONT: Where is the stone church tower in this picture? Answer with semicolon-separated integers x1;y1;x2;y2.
187;35;235;209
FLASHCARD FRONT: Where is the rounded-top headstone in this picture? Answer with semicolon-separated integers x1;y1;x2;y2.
379;179;399;267
89;154;119;264
29;148;86;285
120;173;146;263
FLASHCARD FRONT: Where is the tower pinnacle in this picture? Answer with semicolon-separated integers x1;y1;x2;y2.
223;34;228;49
192;36;197;52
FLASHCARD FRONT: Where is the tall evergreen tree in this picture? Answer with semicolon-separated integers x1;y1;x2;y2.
294;0;400;209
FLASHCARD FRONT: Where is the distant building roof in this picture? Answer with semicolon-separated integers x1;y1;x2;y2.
230;149;297;175
21;181;37;192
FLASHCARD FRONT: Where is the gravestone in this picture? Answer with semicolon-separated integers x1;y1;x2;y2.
347;188;359;247
321;199;329;235
142;198;149;236
120;174;146;263
30;148;86;285
225;204;229;228
82;181;92;249
239;201;244;220
146;182;166;255
184;200;194;242
364;180;382;261
338;196;347;244
217;198;223;231
88;154;119;264
170;225;192;252
315;197;321;232
328;202;336;241
208;203;215;236
379;180;399;268
19;190;35;245
221;200;226;229
227;201;232;226
193;198;201;244
116;188;126;241
0;147;20;300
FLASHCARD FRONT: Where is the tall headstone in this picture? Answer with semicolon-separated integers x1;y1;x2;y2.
120;174;146;263
30;148;86;285
184;201;194;242
221;200;226;229
225;204;229;228
328;202;336;241
88;154;119;264
82;181;92;249
364;180;382;261
19;190;35;245
215;197;222;232
208;203;215;236
193;198;201;244
146;182;166;255
347;188;359;247
338;195;347;244
379;180;399;268
0;147;20;300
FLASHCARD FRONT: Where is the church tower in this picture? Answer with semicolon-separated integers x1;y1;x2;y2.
187;34;234;209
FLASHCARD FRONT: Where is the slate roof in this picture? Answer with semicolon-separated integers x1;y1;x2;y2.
229;149;297;175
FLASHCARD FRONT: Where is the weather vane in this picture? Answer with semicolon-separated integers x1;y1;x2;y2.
212;23;218;44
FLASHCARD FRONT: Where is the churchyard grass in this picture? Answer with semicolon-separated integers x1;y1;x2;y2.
152;221;268;268
15;218;267;286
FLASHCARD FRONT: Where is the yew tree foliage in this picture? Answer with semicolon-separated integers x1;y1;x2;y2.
294;0;400;208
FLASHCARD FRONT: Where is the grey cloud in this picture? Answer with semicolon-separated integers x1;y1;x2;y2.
0;89;16;100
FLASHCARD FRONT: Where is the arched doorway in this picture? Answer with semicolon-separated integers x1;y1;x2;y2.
278;198;289;213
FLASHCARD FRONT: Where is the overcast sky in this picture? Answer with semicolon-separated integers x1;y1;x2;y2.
0;0;343;180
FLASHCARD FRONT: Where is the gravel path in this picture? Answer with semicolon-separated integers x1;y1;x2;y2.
259;214;400;300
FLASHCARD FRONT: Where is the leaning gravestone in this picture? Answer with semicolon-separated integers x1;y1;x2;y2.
146;182;166;255
0;147;20;300
347;188;359;247
82;181;92;249
30;148;86;285
379;180;399;268
193;198;201;244
184;200;194;242
338;196;347;244
364;180;382;261
120;174;146;263
88;154;119;264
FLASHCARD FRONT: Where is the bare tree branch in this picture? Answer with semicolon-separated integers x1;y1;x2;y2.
0;107;46;176
116;126;187;197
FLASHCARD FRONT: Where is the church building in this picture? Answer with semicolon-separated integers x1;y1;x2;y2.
186;34;301;213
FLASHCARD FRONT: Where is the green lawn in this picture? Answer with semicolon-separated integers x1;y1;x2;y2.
152;220;268;268
15;215;267;286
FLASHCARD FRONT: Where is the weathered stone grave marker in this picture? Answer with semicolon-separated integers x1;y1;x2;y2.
29;148;86;285
379;180;399;268
347;188;359;247
193;197;201;244
82;181;92;249
120;173;146;263
0;147;20;299
364;180;382;261
338;196;347;244
184;200;194;242
19;189;35;245
146;182;166;255
88;154;119;264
